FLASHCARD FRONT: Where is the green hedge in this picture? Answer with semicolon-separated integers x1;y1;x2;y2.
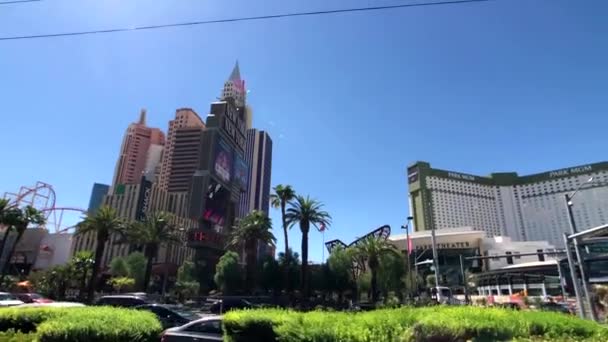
0;307;162;342
224;307;608;342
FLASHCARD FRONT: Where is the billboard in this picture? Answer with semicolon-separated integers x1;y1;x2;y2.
202;180;229;226
135;177;152;221
234;155;249;191
213;138;234;184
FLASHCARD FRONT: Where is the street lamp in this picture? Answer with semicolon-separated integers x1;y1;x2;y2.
401;216;414;297
564;176;597;320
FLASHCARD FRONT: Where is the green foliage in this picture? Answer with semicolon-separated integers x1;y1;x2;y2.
214;251;243;295
0;307;162;342
110;277;135;293
278;249;300;292
224;307;608;342
259;255;281;293
177;261;197;283
173;260;200;301
327;246;355;296
109;257;130;277
377;250;406;297
125;252;146;288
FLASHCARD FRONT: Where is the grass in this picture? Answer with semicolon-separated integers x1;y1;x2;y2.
224;306;608;342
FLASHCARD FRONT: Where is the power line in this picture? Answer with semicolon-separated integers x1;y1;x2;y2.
0;0;491;41
0;0;41;5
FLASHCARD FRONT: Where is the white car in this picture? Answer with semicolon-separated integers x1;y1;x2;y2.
15;302;85;308
161;316;222;342
0;293;24;307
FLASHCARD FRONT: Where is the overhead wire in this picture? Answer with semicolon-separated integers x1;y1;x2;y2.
0;0;492;41
0;0;41;5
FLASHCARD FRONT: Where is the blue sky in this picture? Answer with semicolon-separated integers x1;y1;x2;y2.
1;0;607;262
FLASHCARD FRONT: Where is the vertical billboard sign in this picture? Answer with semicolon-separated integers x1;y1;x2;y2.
234;155;249;191
213;138;234;184
136;176;152;221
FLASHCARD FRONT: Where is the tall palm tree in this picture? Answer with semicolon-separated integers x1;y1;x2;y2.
354;236;400;303
270;185;296;289
285;196;331;300
0;206;45;283
76;206;125;301
228;210;275;292
0;199;20;264
126;211;181;292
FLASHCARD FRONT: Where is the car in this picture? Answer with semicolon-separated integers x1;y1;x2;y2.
0;293;24;307
135;304;198;329
209;298;256;314
15;293;53;304
540;301;572;314
160;316;222;342
95;295;148;307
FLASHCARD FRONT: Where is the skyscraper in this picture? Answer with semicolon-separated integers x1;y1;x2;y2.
111;109;165;187
408;161;608;247
87;183;109;214
238;129;273;218
157;108;206;191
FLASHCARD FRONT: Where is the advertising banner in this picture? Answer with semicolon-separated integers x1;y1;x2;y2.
213;138;234;184
136;177;152;221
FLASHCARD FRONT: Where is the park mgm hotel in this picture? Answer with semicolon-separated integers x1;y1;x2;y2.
407;161;608;248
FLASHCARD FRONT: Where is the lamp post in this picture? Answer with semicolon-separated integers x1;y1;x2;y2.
564;176;597;320
401;216;414;298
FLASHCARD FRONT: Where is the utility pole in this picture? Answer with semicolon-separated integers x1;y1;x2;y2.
563;233;585;319
459;254;468;304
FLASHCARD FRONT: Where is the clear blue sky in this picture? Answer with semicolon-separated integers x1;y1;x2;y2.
1;0;607;262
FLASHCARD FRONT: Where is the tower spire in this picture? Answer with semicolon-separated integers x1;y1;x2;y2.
139;108;147;125
229;60;241;81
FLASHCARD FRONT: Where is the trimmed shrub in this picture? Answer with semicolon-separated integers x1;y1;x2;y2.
0;307;162;342
224;307;608;342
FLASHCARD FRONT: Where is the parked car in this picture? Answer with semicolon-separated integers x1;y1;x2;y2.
15;293;53;304
540;302;572;314
209;298;256;314
0;293;24;307
95;295;148;307
161;316;222;342
135;304;197;329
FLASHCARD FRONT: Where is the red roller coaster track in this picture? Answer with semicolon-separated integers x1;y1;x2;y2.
3;182;87;234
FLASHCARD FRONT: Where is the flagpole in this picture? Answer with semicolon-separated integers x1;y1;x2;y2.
322;230;325;263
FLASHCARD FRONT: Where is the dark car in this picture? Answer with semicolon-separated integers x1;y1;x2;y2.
15;293;53;304
540;302;571;314
160;316;222;342
135;304;197;329
209;298;256;314
95;295;148;307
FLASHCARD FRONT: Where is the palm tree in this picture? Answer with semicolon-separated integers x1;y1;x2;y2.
126;211;181;292
228;210;276;292
270;185;296;290
354;236;400;303
0;206;45;283
0;199;20;264
285;196;331;300
71;250;94;302
76;206;125;301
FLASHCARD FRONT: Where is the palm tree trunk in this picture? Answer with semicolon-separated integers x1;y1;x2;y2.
371;267;378;303
301;226;309;301
246;240;257;293
281;202;289;293
0;230;24;285
87;236;107;303
143;245;155;292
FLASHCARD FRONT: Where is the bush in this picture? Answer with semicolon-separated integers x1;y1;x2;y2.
0;307;162;342
224;307;608;342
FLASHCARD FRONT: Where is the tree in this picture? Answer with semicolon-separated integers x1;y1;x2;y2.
0;206;45;284
126;211;181;292
213;251;242;295
259;255;281;295
285;195;331;300
76;206;125;301
110;277;135;293
270;185;296;289
0;199;20;266
71;250;94;301
278;249;300;292
228;210;275;292
327;246;355;302
354;236;400;303
174;261;200;302
109;257;130;277
377;250;406;300
125;252;146;288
